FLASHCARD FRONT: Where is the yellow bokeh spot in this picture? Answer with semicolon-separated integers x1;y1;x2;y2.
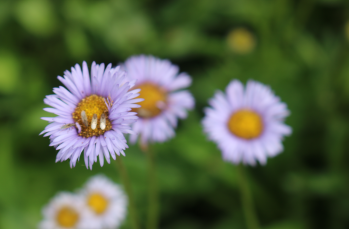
56;207;79;227
345;21;349;41
72;94;112;138
228;109;263;139
227;28;256;54
88;193;109;214
133;83;167;118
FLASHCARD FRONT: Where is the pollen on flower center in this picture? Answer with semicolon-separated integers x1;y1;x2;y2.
56;207;79;227
88;193;109;214
133;83;167;118
73;94;112;138
228;109;263;139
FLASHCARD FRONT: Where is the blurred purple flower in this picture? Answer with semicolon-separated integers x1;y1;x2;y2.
203;80;291;165
123;55;194;144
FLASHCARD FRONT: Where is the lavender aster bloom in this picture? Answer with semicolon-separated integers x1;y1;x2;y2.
123;55;195;144
203;80;292;165
41;62;143;169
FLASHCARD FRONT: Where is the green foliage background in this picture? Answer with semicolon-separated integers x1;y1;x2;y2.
1;0;349;228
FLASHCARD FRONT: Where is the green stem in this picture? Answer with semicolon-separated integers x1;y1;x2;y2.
237;164;259;229
146;147;159;229
295;0;315;29
115;156;139;229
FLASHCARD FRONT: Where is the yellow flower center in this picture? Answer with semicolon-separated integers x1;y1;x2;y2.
56;207;79;228
72;94;112;138
133;83;167;118
228;109;263;139
227;28;255;54
87;193;109;214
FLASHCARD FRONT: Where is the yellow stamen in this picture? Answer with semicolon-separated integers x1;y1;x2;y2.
227;28;256;54
88;193;109;214
56;207;79;227
73;94;112;138
133;83;167;118
228;109;263;139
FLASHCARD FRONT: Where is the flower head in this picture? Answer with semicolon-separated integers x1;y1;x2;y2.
123;55;195;144
227;28;256;54
203;80;291;165
41;62;142;169
79;175;127;229
39;192;99;229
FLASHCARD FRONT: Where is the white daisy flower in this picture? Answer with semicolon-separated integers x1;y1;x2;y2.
203;80;292;165
39;192;99;229
123;55;195;144
80;175;127;229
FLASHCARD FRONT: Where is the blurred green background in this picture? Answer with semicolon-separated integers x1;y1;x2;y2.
1;0;349;228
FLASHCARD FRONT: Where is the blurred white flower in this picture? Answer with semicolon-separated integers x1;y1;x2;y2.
39;192;99;229
80;175;128;229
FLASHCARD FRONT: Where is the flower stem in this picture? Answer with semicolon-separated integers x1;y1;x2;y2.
115;156;139;229
295;0;315;29
237;164;259;229
145;146;159;229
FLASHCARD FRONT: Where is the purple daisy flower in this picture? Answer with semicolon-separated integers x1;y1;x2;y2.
41;61;143;169
202;80;292;165
123;55;195;144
